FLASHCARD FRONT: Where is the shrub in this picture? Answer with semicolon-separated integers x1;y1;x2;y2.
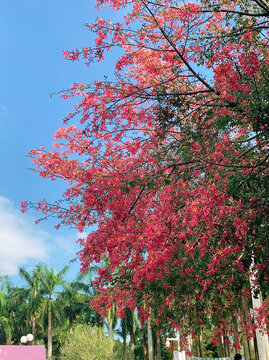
60;325;113;360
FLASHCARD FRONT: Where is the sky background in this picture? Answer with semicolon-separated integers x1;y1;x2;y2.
0;0;118;283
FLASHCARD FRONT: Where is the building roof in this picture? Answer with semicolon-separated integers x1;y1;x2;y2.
0;345;46;360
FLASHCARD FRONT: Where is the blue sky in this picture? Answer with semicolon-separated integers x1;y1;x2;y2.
0;0;118;282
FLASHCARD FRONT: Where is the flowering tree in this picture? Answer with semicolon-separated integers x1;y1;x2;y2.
23;0;269;352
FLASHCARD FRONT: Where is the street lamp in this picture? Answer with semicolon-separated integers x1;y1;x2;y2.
20;336;27;344
166;333;180;349
26;333;34;342
20;333;33;345
166;339;171;348
166;332;186;360
166;331;180;348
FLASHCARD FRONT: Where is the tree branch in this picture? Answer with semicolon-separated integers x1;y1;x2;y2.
141;0;215;93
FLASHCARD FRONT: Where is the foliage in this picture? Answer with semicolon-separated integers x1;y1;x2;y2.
0;265;98;359
22;0;269;352
59;325;113;360
113;339;131;360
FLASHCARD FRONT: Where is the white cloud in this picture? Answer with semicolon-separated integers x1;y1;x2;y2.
0;196;49;276
54;234;79;254
53;232;84;262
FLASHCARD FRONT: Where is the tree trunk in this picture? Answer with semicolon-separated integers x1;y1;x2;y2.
254;337;259;360
48;300;52;360
130;326;135;360
69;317;73;334
233;316;241;354
217;337;224;358
187;335;193;358
223;334;226;357
241;298;252;360
198;332;203;358
121;316;127;360
147;316;154;360
143;330;148;360
249;337;256;360
223;331;229;357
108;320;113;340
227;334;231;357
242;334;251;360
123;335;127;360
156;325;162;360
32;316;36;343
107;306;114;340
196;335;201;357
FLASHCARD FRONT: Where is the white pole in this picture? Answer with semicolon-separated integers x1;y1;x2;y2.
249;257;269;360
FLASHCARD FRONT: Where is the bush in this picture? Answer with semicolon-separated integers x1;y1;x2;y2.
60;325;113;360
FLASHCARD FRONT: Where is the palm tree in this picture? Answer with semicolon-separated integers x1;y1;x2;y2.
116;308;138;360
38;264;69;359
59;273;91;335
7;286;29;342
118;316;128;360
0;278;13;344
19;264;45;340
126;307;135;360
72;267;103;328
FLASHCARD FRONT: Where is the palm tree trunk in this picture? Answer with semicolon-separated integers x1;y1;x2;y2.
147;316;154;360
32;316;36;342
69;317;73;334
48;300;52;360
